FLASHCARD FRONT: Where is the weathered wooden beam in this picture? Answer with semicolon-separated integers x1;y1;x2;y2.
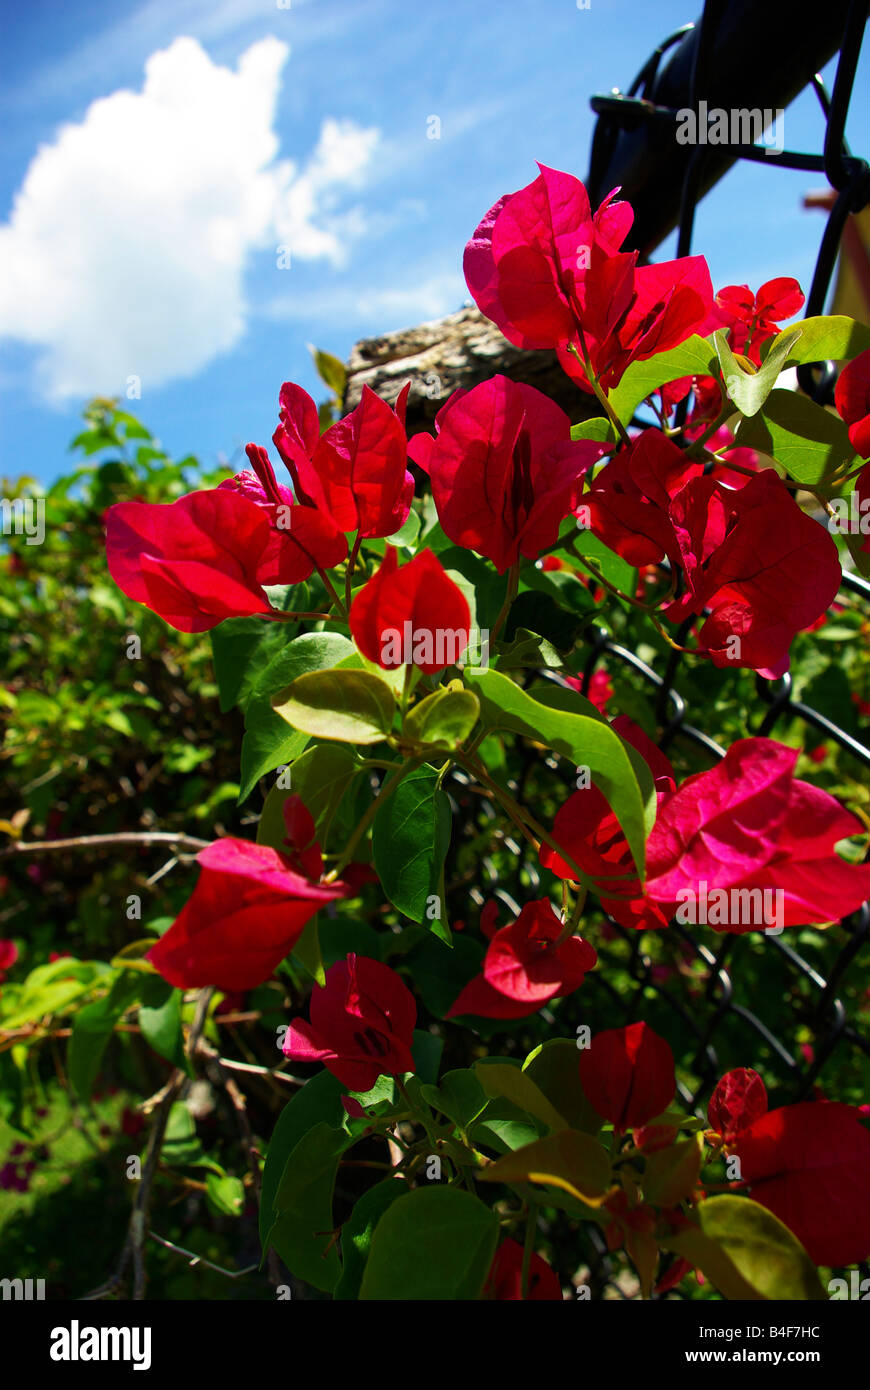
343;304;601;436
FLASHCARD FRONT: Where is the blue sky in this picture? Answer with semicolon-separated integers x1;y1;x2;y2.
1;0;867;485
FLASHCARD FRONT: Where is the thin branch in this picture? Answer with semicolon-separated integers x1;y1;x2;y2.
0;831;211;859
147;1233;258;1280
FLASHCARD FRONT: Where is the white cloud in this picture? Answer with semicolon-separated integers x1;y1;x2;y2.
0;36;379;400
273;118;380;264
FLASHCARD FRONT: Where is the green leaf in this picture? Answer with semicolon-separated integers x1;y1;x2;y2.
205;1172;245;1218
273;669;396;744
403;687;480;748
1;959;111;1030
238;718;308;805
334;1178;408;1299
402;932;485;1016
474;1060;568;1132
735;389;855;484
385;509;421;550
570;417;615;444
769;314;870;371
138;980;185;1068
421;1069;488;1131
478;1129;612;1205
290;918;325;986
607;335;718;424
372;765;451;928
464;667;651;876
435;548;509;632
665;1196;825;1301
265;1121;348;1292
238;633;353;802
309;344;347;398
260;1071;347;1245
210;617;286;713
254;632;355;704
522;1040;602;1135
713;326;802;417
68;973;140;1101
258;743;360;852
359;1187;500;1299
410;1028;444;1086
642;1133;703;1206
503;589;586;652
494;628;565;670
162;1102;207;1167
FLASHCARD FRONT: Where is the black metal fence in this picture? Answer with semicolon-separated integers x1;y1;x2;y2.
461;3;870;1297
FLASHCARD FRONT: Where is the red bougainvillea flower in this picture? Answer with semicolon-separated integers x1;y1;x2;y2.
541;716;677;932
283;953;417;1092
349;546;471;675
229;444;347;582
713;277;804;366
409;376;606;572
274;381;414;538
0;939;17;982
483;1238;562;1300
578;1021;675;1131
664;470;841;676
279;794;324;880
707;1068;768;1140
834;347;870;458
584;431;839;676
855;463;870;557
464;164;712;391
148;838;345;991
105;489;276;633
583;428;705;568
556;243;714;393
602;1188;658;1256
733;1101;870;1266
565;667;614;713
645;738;870;929
447;899;597;1019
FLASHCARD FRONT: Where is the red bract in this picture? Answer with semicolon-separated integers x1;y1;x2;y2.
0;940;18;972
578;1021;675;1131
148;838;345;991
664;470;841;676
349;547;471;675
583;428;705;568
734;1102;870;1266
446;899;597;1019
834;347;870;458
584;430;839;675
483;1238;562;1300
645;738;870;929
707;1068;768;1139
234;444;347;581
105;489;275;632
540;716;676;933
557;245;714;393
283;953;417;1092
464;164;712;391
274;381;414;538
713;277;804;366
279;794;323;880
409;376;605;573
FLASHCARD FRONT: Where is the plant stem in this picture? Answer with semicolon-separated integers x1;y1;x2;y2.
569;337;630;446
490;561;521;644
345;532;362;611
324;755;427;881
